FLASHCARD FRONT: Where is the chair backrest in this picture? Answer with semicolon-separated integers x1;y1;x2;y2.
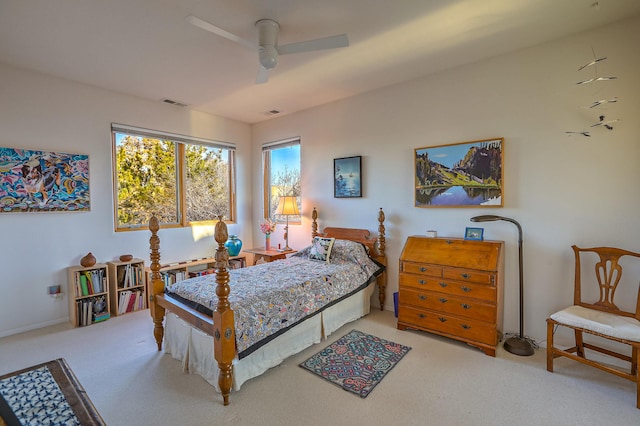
573;245;640;319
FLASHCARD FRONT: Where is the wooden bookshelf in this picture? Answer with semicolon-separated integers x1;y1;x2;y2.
67;263;111;327
144;254;246;290
107;258;146;316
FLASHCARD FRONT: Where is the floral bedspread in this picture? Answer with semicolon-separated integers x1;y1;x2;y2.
165;239;383;357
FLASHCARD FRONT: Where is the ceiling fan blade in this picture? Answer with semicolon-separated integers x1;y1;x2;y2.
256;66;270;84
186;15;257;50
277;34;349;55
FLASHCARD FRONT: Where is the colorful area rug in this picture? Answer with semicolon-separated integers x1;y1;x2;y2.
0;358;105;426
299;329;411;398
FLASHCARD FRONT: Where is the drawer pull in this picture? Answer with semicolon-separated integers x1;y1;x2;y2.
438;317;447;323
419;267;427;272
439;282;448;288
461;303;471;310
461;286;471;292
446;240;453;244
461;324;471;330
418;313;426;319
461;273;471;279
418;279;426;285
439;297;448;303
419;295;427;301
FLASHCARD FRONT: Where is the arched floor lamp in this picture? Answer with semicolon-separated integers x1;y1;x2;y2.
470;215;535;356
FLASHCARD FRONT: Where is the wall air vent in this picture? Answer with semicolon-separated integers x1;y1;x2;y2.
162;98;189;107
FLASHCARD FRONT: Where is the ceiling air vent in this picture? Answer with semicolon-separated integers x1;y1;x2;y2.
162;98;189;107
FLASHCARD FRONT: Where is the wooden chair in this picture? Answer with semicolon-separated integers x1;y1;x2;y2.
546;245;640;408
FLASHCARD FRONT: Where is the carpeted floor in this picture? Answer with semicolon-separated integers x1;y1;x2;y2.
1;309;639;425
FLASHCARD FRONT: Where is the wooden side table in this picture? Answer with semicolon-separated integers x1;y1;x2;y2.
244;247;296;265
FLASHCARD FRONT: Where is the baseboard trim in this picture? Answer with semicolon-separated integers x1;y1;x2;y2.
0;317;69;339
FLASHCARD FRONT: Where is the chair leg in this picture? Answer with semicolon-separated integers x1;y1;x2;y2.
634;346;640;409
575;329;585;358
547;320;554;372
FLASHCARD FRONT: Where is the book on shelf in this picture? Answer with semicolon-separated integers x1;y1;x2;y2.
117;265;126;288
93;312;110;322
188;268;216;278
76;298;93;326
77;269;105;296
87;271;95;294
126;291;137;313
161;270;187;286
118;290;129;315
229;259;244;269
79;274;89;296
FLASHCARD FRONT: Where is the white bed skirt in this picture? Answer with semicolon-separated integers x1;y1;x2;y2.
163;282;375;392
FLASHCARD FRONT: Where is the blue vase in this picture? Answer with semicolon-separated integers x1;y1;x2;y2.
225;235;242;256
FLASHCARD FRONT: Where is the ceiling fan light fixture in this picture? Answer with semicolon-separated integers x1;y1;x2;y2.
259;45;278;70
187;15;349;84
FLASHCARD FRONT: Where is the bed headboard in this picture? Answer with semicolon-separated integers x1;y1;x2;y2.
311;207;386;259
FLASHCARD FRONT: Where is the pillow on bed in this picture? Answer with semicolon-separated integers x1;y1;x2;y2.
308;237;335;263
329;239;370;264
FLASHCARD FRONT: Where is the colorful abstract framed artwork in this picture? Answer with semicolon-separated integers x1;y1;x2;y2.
0;147;90;212
334;156;362;198
414;138;503;207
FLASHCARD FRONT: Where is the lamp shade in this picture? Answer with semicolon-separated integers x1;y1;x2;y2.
276;196;299;216
470;215;505;222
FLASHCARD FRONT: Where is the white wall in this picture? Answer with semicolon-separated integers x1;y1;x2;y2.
0;63;252;337
252;15;640;346
1;15;638;345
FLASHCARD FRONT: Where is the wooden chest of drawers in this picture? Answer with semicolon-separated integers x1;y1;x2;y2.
397;236;504;356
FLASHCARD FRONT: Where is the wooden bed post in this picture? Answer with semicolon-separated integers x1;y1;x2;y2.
311;207;318;240
377;208;387;310
148;215;165;351
212;217;235;406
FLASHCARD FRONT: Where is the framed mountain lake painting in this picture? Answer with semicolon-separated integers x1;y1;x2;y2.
414;138;503;207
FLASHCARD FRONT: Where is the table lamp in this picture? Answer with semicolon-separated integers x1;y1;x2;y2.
470;214;534;356
276;196;299;251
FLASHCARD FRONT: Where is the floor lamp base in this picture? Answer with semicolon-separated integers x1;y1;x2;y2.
504;336;535;356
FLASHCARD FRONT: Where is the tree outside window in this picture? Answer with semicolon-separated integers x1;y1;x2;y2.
263;140;300;222
113;128;235;230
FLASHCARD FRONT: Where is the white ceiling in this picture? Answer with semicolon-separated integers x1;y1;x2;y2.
1;0;639;124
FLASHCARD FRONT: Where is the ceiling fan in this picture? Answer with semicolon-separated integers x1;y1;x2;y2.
186;15;349;84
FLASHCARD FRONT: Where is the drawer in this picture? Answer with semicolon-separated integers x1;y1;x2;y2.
398;305;496;346
443;267;496;286
399;273;442;291
399;288;495;322
401;274;496;301
401;262;442;278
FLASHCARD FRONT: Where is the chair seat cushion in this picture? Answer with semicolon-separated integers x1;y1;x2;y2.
550;305;640;342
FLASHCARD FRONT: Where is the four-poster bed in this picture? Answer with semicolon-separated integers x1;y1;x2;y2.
148;207;386;405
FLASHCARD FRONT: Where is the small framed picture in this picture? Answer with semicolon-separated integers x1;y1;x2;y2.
464;227;484;241
334;156;362;198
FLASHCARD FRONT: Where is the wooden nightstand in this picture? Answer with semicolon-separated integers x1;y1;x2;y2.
244;247;296;265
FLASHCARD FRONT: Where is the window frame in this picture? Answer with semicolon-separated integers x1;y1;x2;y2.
111;123;236;231
262;137;301;223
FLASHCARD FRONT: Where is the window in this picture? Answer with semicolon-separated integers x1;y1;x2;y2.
112;124;235;231
263;138;301;222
